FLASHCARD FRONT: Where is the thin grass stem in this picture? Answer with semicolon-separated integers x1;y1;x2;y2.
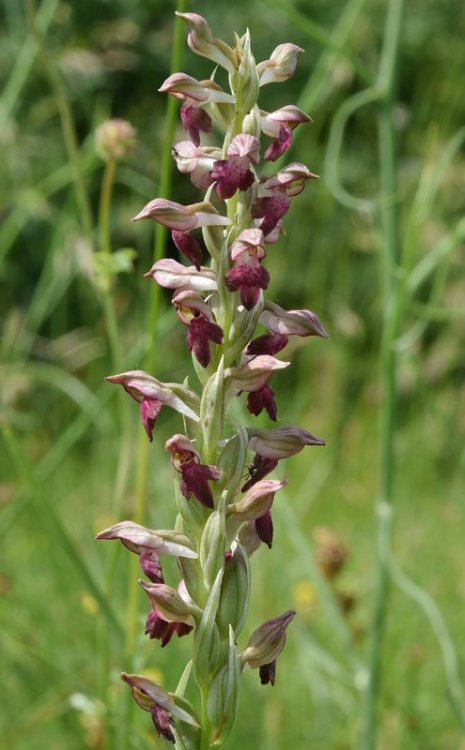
359;0;404;747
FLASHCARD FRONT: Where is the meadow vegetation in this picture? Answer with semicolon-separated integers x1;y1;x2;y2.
1;1;464;748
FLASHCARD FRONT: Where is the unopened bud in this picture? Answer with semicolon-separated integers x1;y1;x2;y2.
233;30;260;112
176;12;237;74
241;609;296;669
242;105;262;139
257;43;304;86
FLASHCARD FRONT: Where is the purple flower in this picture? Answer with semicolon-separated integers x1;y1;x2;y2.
260;104;312;137
228;355;289;393
255;509;274;548
260;104;312;161
121;673;199;743
251;194;290;236
225;255;270;310
245;333;288;356
211;157;255;200
262;162;318;196
231;228;266;261
139;397;163;441
171;140;218;189
246;384;278;421
165;434;220;508
187;316;223;367
231;479;285;551
172;289;223;367
211;134;259;200
150;704;175;743
242;453;279;491
105;370;200;441
241;609;296;686
133;198;231;232
264;124;292;161
145;609;193;647
172;230;203;270
180;103;212;146
180;461;221;508
139;551;164;584
259;661;276;686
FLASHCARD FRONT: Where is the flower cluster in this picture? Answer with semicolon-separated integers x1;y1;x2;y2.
97;13;326;748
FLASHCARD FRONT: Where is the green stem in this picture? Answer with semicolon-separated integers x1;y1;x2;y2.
99;158;116;254
200;686;212;750
118;5;188;750
360;0;404;748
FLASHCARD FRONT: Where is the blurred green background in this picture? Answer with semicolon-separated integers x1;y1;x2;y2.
1;0;464;749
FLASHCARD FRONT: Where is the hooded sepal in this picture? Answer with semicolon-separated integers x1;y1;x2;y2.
105;370;200;440
95;520;197;559
248;425;325;458
176;12;237;74
228;479;286;522
139;580;201;625
240;609;296;680
121;673;200;744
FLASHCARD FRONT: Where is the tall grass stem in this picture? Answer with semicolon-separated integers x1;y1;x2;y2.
360;0;404;747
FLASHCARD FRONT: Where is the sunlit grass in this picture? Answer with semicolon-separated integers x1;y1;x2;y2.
1;0;465;749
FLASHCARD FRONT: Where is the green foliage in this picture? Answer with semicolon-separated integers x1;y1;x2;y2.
1;1;464;749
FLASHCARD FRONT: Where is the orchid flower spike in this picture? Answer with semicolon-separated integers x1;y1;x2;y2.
101;14;328;747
